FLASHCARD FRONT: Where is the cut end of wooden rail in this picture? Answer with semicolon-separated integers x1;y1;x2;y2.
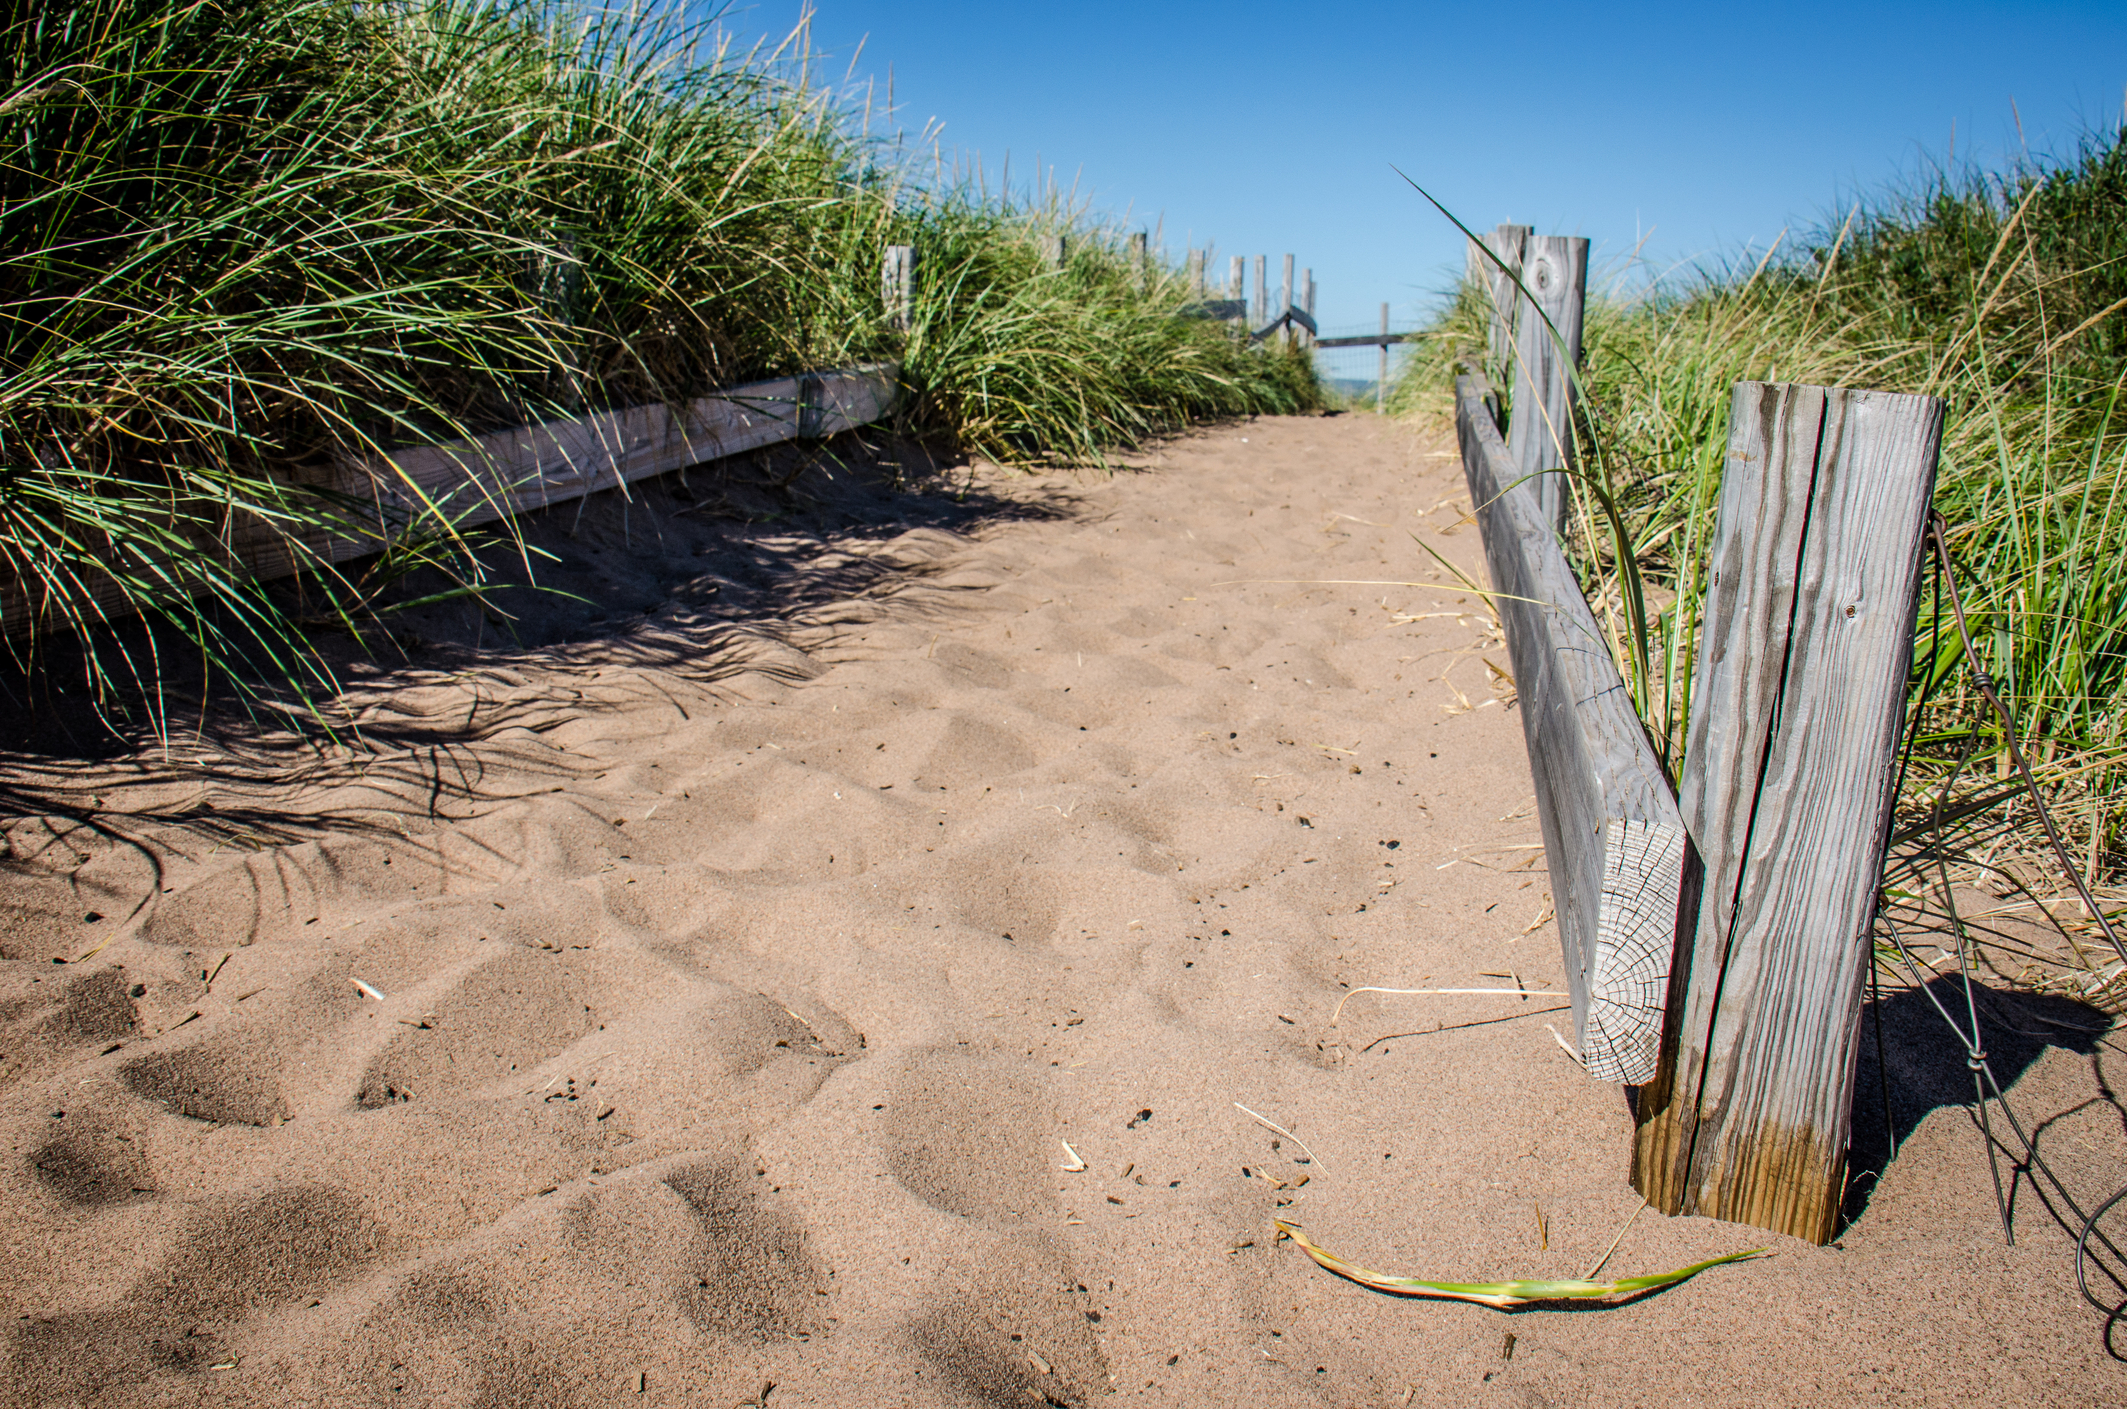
1585;819;1687;1085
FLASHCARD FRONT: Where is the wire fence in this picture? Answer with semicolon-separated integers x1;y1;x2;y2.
1871;515;2126;1358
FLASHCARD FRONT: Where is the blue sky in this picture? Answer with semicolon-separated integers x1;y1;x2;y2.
718;2;2127;337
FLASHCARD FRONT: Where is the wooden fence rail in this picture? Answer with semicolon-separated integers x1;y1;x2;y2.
0;365;902;639
1455;370;1688;1084
1456;217;1945;1243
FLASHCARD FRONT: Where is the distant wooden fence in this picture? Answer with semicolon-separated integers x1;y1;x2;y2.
1458;226;1944;1243
2;253;915;637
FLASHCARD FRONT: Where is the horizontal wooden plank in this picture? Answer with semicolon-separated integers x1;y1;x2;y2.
2;363;902;637
1456;371;1686;1084
1313;332;1418;349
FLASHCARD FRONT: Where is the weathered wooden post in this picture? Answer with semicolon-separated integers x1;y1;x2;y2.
1229;255;1244;301
1378;302;1390;415
1506;234;1588;533
882;244;917;332
1188;249;1205;298
1129;231;1148;288
1633;382;1943;1245
1253;255;1267;330
1040;235;1065;270
1279;254;1294;345
1456;371;1689;1085
1466;223;1530;381
1303;269;1316;350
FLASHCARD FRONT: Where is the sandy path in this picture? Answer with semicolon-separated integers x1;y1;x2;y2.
2;414;2121;1407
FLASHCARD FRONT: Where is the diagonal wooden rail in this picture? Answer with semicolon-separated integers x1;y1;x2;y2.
1455;371;1687;1084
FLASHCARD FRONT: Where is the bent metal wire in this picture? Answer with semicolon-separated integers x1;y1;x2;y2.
1867;511;2127;1357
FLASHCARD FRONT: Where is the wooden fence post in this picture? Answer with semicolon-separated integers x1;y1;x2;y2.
1632;382;1943;1245
1188;250;1205;298
1378;302;1390;415
1467;224;1529;382
1506;234;1588;533
1040;235;1065;270
1456;371;1690;1085
1303;269;1316;350
1129;231;1148;287
882;244;916;332
1229;255;1244;301
1253;255;1267;330
1279;254;1294;345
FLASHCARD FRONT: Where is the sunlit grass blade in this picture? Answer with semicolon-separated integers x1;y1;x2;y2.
1274;1220;1765;1309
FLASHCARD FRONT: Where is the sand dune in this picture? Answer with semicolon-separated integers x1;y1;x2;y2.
2;415;2120;1406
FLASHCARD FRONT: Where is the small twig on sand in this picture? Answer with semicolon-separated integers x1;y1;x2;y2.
1332;986;1559;1024
1235;1101;1327;1173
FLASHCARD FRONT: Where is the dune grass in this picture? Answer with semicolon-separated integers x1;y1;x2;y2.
0;0;1313;735
1394;128;2127;907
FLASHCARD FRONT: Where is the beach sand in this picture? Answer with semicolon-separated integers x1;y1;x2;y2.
2;413;2120;1406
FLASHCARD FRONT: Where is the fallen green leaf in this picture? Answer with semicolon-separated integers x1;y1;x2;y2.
1274;1220;1764;1309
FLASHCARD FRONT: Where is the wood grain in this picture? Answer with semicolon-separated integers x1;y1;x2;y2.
1456;372;1687;1083
3;365;902;638
882;245;917;330
1632;381;1942;1244
1469;224;1530;380
1506;235;1588;533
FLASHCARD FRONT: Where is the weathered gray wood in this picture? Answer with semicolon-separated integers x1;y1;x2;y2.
1040;235;1066;270
1280;254;1295;344
1456;372;1688;1084
1314;332;1417;349
2;365;902;637
1253;255;1267;328
1633;382;1942;1244
1506;234;1588;533
1469;224;1530;378
1377;302;1390;415
1248;305;1316;344
882;244;917;331
1188;250;1205;297
1228;255;1245;301
1303;270;1316;349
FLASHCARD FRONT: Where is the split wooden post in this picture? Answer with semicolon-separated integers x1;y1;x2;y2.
1506;234;1588;533
1466;224;1530;381
1455;370;1689;1084
1253;255;1267;329
1377;302;1390;415
1632;382;1943;1245
882;244;917;332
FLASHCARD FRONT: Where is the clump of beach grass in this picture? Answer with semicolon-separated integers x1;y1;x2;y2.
1394;127;2127;994
0;0;1314;738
